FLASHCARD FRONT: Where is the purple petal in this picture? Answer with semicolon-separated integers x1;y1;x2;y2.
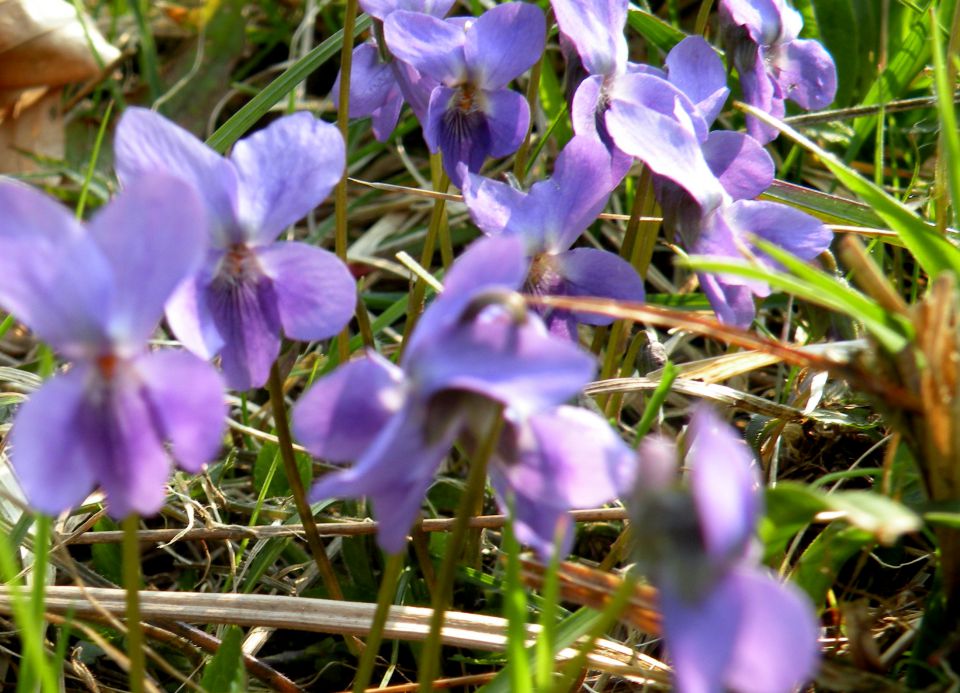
384;11;466;85
404;235;528;358
464;3;545;90
359;0;456;21
0;182;111;358
231;113;345;244
426;86;492;184
699;271;759;327
391;59;437;125
255;242;356;341
665;36;729;126
724;567;820;693
88;175;207;349
553;247;646;325
737;47;783;144
719;0;787;45
702;131;774;201
484;88;530;159
724;199;833;261
10;368;97;515
309;404;456;553
688;405;761;564
114;107;240;245
333;43;399;118
605;74;724;212
571;74;604;140
205;272;282;390
551;0;628;76
774;38;837;110
84;369;175;518
660;577;743;693
136;350;227;473
371;89;405;141
409;309;595;416
637;434;679;492
292;351;406;463
461;170;537;241
165;270;225;360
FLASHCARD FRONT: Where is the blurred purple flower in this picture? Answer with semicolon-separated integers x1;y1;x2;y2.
461;136;644;339
0;177;226;518
719;0;837;143
383;3;545;185
332;0;456;141
115;108;356;390
292;236;633;555
633;407;819;693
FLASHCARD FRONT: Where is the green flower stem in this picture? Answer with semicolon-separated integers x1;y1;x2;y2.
335;0;361;365
513;52;545;182
547;569;641;693
352;551;405;693
418;411;505;692
266;362;360;656
122;514;145;693
400;159;451;354
694;0;715;36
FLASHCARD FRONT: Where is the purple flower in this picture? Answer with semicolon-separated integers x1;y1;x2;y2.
653;129;831;326
633;407;819;693
383;3;546;185
0;177;226;518
332;0;456;141
292;236;608;554
461;136;644;339
114;108;357;390
719;0;837;143
554;1;730;209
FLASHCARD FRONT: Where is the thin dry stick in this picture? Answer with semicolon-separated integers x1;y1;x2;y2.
63;509;630;546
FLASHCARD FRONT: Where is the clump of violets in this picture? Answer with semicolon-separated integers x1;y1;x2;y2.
331;0;456;141
292;236;635;556
719;0;838;143
114;108;356;390
460;136;644;340
631;406;820;693
383;2;546;185
0;177;226;518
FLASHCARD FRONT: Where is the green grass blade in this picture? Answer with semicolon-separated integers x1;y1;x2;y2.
206;15;373;153
502;503;532;693
626;8;686;53
742;102;960;279
930;4;960;226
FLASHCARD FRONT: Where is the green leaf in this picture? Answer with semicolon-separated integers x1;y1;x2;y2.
794;523;874;605
200;626;247;693
626;8;687;53
761;181;886;229
205;14;373;152
252;444;311;498
930;4;960;224
742;103;960;280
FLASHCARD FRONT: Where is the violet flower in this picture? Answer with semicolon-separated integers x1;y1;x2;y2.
292;236;633;555
0;177;226;518
461;136;644;339
653;129;831;326
114;108;356;391
632;407;819;693
331;0;456;141
383;3;546;186
719;0;837;143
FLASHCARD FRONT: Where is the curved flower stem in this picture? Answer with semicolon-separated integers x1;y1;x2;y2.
122;514;145;693
335;0;360;365
418;410;505;692
400;159;450;355
266;362;360;656
352;551;405;693
694;0;715;36
513;52;544;183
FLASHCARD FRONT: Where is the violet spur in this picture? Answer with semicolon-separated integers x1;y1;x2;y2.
0;177;226;519
114;108;357;391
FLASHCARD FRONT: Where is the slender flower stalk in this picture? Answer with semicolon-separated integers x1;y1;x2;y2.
352;551;406;693
265;364;350;607
335;0;361;364
122;514;145;693
512;51;545;182
418;410;505;693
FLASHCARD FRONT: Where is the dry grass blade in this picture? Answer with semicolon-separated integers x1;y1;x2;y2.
528;295;922;410
0;587;666;683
